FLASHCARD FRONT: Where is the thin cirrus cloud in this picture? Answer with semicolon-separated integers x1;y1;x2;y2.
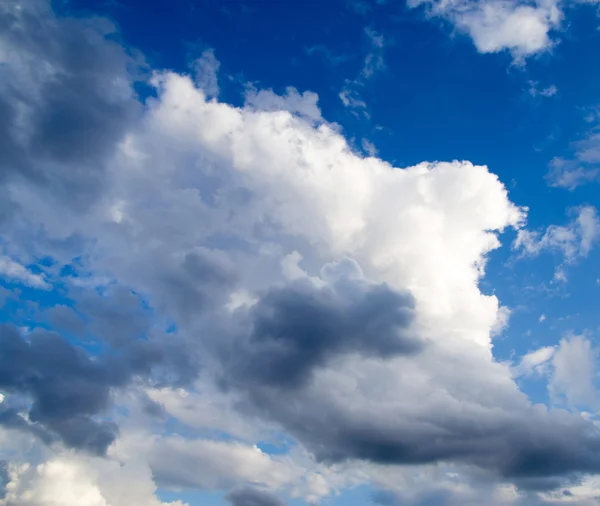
2;1;600;506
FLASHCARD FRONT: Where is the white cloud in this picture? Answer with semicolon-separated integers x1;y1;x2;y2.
408;0;563;59
545;157;599;190
513;206;600;276
512;345;555;378
361;138;378;156
0;454;184;506
6;4;600;503
147;437;300;491
339;80;369;116
244;86;322;123
0;255;50;289
550;334;598;409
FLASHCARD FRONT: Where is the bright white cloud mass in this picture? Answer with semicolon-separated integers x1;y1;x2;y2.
2;1;600;506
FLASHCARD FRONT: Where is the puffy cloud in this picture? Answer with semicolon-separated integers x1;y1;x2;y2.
0;453;184;506
5;1;600;503
407;0;563;59
0;0;140;215
244;87;322;123
218;266;421;391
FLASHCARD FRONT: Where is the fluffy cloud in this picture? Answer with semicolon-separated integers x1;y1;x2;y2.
0;0;139;216
4;1;600;504
0;452;184;506
407;0;562;59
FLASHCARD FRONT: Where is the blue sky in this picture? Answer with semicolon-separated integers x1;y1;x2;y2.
3;1;600;505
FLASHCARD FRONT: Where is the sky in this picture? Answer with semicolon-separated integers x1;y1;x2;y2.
3;0;600;505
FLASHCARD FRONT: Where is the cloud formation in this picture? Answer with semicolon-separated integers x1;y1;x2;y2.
408;0;562;59
3;1;600;505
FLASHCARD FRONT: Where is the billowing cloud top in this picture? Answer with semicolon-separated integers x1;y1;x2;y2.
1;1;600;506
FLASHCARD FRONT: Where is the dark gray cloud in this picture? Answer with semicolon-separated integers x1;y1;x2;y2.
221;277;419;390
0;325;125;453
217;280;600;489
0;290;196;454
0;0;140;214
260;384;600;487
225;487;287;506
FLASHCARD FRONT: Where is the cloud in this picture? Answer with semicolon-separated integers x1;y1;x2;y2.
546;124;600;190
545;158;599;191
527;81;557;98
513;206;600;278
6;1;600;502
148;437;298;491
0;453;184;506
0;256;49;289
218;263;420;390
361;138;378;156
407;0;563;60
244;87;322;123
0;0;140;214
512;346;555;378
550;335;599;410
362;27;386;79
339;81;369;116
0;290;195;455
225;487;286;506
191;49;220;99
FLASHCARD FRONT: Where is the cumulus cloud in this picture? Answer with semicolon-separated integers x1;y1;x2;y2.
0;453;184;506
4;1;600;504
0;0;140;215
407;0;563;59
244;86;322;122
